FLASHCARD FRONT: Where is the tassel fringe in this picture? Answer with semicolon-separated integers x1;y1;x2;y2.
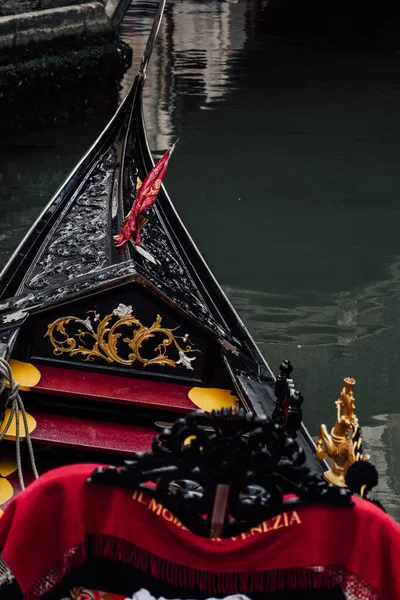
25;535;377;600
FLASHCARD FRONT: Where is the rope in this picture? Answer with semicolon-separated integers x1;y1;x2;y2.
0;357;39;490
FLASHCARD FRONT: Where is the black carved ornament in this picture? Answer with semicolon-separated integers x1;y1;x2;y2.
88;408;351;538
272;360;304;438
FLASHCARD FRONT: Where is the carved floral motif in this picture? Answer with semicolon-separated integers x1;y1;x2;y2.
25;148;116;292
45;304;200;369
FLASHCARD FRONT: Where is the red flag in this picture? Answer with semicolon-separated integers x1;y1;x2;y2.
114;143;176;248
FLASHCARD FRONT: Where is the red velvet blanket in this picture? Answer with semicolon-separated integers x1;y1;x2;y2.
0;463;399;599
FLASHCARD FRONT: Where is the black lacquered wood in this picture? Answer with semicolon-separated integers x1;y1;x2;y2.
88;409;351;538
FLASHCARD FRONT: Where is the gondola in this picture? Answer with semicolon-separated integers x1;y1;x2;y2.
0;0;320;505
0;2;400;599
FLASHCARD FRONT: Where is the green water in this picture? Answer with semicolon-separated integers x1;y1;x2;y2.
1;0;400;517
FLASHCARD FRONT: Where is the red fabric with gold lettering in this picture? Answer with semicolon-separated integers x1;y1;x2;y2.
0;463;399;599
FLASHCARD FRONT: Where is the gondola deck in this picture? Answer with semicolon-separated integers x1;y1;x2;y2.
21;364;199;412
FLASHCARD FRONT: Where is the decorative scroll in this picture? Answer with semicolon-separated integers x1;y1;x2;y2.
272;360;304;437
0;259;231;360
25;148;117;292
316;378;368;487
45;303;200;369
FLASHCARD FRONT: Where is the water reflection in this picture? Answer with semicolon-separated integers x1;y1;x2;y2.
120;0;249;150
223;255;400;349
362;414;400;520
223;255;400;518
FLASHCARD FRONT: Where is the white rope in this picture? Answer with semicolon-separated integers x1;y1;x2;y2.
0;357;39;490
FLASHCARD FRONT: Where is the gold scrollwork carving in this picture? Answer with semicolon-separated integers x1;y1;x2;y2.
45;303;200;369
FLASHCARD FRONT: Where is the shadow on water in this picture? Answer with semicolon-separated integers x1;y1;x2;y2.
1;0;400;517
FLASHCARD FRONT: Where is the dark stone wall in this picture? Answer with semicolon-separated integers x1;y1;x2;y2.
0;0;105;17
0;3;113;53
0;0;127;133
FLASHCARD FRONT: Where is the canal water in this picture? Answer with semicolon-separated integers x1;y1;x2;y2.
1;0;400;517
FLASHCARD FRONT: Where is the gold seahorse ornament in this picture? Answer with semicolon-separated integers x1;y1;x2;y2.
316;377;369;488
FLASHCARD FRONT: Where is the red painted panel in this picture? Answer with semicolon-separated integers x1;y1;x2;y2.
28;412;155;456
32;365;196;413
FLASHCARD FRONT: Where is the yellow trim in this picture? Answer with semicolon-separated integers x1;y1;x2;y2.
0;409;37;440
7;360;41;392
184;435;197;447
0;478;14;507
0;456;18;478
188;387;239;412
